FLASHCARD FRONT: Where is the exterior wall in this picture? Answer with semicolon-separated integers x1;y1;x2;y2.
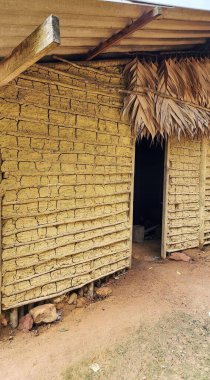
165;137;202;253
203;139;210;246
0;62;134;310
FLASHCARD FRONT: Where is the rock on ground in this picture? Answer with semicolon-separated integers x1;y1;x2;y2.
52;295;68;304
30;304;57;324
68;293;78;305
1;317;8;327
0;312;9;327
76;297;88;308
18;313;33;332
95;286;112;298
54;302;65;310
169;252;191;262
52;295;69;310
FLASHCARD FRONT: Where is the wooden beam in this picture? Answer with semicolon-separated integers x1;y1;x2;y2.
0;14;60;86
199;137;207;249
85;7;162;61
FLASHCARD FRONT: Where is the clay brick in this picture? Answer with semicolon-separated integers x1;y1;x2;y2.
2;259;16;272
78;154;94;164
0;99;19;117
56;279;72;292
41;283;57;296
77;115;97;129
17;188;39;200
60;153;77;163
19;120;48;136
99;105;120;120
0;135;17;149
24;287;42;301
21;104;48;121
118;123;131;136
49;110;75;126
0;62;133;310
59;126;75;140
76;129;96;143
18;89;49;106
97;133;112;144
0;118;17;132
1;161;18;174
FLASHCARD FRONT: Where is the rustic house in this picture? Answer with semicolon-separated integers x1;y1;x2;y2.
0;0;210;323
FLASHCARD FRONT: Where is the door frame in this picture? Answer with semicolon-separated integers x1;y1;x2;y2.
0;152;2;313
161;139;170;259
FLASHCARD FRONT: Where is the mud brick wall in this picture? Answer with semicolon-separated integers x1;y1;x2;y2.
204;139;210;245
165;137;202;253
0;61;134;310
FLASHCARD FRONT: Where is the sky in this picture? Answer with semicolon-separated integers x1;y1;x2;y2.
104;0;210;11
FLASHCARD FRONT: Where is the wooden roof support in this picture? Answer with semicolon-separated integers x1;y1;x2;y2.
0;14;60;86
85;6;162;61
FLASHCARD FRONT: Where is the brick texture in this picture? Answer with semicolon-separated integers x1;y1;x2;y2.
0;62;134;309
166;137;201;252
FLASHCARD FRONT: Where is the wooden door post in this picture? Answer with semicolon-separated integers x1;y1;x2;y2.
129;136;136;268
161;139;170;259
0;153;2;314
199;137;207;249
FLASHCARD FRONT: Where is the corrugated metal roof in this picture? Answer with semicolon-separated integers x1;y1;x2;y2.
103;0;210;12
1;0;210;59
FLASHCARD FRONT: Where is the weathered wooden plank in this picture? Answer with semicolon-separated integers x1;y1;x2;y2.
0;153;2;314
162;7;210;22
0;41;201;57
0;36;206;48
118;38;206;46
132;30;210;38
161;139;170;259
129;137;136;268
106;44;203;53
199;138;207;248
0;1;148;19
1;2;210;22
85;7;162;60
144;19;210;31
0;13;129;28
2;26;210;39
0;15;60;86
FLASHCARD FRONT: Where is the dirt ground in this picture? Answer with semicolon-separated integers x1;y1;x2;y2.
1;241;210;380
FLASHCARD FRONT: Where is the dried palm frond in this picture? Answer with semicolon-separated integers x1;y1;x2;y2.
123;57;210;140
123;57;158;139
156;58;210;139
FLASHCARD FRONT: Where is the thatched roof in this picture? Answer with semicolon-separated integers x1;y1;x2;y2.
123;57;210;139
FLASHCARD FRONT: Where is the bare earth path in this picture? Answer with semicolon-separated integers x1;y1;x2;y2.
1;242;210;380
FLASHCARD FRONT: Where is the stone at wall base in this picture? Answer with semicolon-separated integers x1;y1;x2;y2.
30;304;57;324
52;295;68;304
76;297;88;308
68;293;78;305
95;286;112;298
169;252;191;262
18;313;33;332
1;317;8;327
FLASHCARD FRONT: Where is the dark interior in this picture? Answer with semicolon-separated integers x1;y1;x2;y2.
133;138;165;240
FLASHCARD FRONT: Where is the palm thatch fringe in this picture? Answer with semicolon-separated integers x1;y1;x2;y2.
123;57;210;139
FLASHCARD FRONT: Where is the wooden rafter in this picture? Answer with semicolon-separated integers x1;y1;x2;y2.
0;14;60;86
85;7;162;60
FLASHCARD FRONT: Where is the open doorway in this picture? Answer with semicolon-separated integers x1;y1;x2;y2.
132;138;165;260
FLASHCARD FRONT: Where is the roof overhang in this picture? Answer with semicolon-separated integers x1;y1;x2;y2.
0;0;210;61
102;0;210;12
